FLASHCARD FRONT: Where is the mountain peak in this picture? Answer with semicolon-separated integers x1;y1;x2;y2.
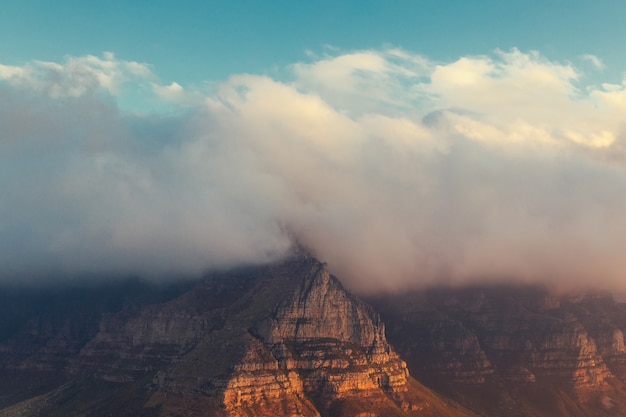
0;256;476;416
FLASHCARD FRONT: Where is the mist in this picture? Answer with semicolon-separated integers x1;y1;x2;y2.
2;48;626;292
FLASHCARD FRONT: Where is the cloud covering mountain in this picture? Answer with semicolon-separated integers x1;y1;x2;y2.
2;48;626;291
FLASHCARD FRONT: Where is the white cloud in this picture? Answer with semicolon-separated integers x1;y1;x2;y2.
0;64;26;79
581;53;605;70
153;81;187;102
2;49;626;293
0;52;157;98
292;49;431;113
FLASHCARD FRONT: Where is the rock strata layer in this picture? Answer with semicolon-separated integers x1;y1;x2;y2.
370;287;626;417
0;256;474;417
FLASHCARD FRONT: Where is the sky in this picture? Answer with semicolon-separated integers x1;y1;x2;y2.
2;1;626;292
3;1;626;85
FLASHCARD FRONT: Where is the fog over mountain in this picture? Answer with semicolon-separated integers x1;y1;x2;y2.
2;48;626;291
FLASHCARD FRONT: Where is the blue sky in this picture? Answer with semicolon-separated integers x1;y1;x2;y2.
2;1;626;289
2;1;625;85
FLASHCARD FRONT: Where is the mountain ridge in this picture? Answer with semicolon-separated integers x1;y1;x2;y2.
0;255;477;417
369;285;626;417
4;257;626;416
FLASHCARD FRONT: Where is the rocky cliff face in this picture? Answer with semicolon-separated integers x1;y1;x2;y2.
0;256;474;417
250;261;408;396
9;257;626;417
370;287;626;417
147;257;420;416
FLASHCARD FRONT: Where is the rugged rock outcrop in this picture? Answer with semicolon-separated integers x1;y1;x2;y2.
0;256;475;417
146;257;419;416
10;256;626;417
370;286;626;417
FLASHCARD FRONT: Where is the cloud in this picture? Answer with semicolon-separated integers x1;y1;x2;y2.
2;48;626;293
292;49;431;113
0;52;154;98
153;81;185;101
581;53;605;70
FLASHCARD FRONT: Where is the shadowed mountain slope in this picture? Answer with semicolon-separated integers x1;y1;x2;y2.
0;256;476;417
370;286;626;417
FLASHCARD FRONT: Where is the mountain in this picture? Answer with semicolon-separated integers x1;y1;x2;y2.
369;286;626;417
5;255;626;417
0;256;476;417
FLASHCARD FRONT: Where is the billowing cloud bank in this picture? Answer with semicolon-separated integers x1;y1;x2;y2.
2;49;626;291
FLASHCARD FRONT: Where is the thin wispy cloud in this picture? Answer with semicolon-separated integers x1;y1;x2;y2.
2;48;626;291
581;53;606;70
